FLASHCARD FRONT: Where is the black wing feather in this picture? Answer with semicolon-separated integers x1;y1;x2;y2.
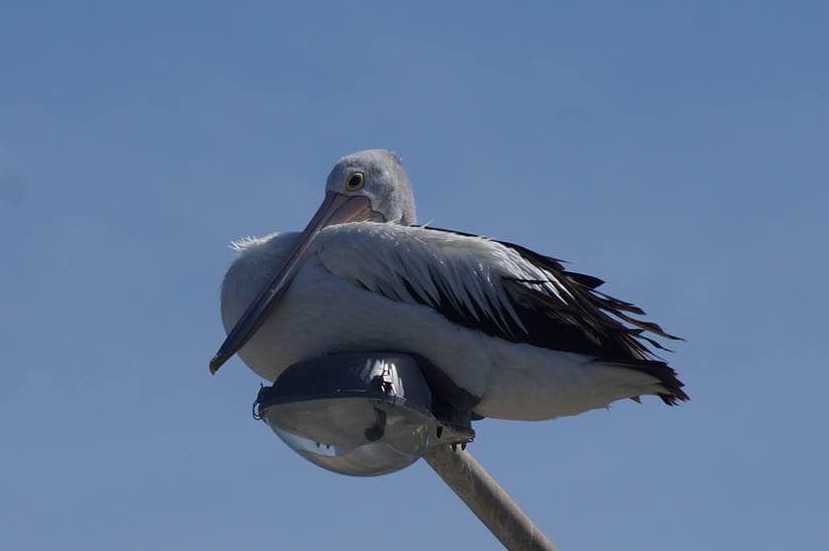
415;227;689;405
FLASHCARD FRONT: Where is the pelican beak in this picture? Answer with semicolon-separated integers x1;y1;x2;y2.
209;191;374;374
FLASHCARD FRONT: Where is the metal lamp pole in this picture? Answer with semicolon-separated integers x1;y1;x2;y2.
424;445;559;551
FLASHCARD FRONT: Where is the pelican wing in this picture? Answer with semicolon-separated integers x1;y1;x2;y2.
315;222;687;404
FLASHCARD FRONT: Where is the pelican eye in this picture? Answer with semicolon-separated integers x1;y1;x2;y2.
344;172;365;191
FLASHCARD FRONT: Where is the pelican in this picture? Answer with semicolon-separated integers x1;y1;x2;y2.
210;150;687;420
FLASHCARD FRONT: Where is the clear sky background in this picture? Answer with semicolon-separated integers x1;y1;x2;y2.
1;2;826;549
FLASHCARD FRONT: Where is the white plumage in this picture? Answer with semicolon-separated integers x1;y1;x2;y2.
212;149;687;421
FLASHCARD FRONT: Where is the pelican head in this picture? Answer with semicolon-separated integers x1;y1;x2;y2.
326;149;416;225
209;149;415;373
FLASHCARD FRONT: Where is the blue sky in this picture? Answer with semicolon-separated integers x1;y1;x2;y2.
1;1;827;549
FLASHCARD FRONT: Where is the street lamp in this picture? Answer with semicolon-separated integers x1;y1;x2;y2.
253;352;556;551
254;352;473;476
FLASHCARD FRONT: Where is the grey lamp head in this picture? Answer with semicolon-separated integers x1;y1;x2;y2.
255;353;436;476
